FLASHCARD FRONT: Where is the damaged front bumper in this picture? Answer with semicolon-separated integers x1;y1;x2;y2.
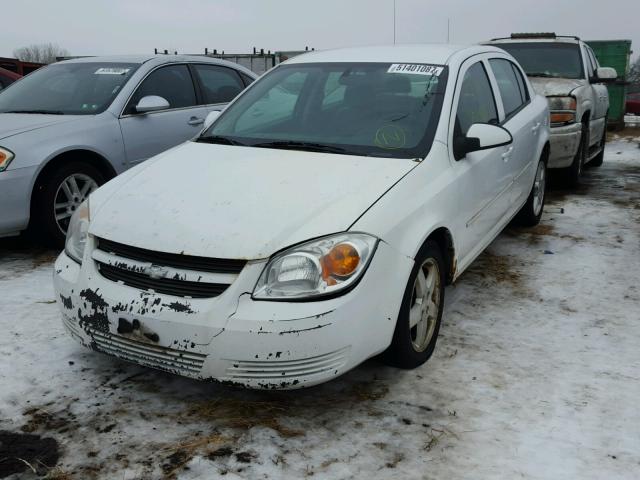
548;122;582;169
53;239;412;389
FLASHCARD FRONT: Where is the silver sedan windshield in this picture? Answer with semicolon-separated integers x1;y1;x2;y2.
0;62;138;115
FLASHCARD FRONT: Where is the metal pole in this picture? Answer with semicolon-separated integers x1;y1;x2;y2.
393;0;396;44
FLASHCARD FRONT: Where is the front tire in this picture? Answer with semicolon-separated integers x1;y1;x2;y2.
589;120;607;168
32;161;104;247
564;122;588;187
383;240;445;369
513;159;546;227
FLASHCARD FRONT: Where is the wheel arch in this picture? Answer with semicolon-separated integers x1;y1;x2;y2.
30;149;116;215
541;141;550;164
422;227;456;285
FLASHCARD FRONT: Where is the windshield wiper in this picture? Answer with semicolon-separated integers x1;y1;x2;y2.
527;72;558;78
196;135;247;146
3;109;65;115
252;141;349;155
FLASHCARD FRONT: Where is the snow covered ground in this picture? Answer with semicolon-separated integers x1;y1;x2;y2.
1;136;639;480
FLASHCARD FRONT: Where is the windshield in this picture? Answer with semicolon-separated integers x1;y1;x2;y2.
497;43;584;79
200;62;448;159
0;62;138;115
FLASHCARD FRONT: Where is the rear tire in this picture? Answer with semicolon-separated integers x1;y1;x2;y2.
513;159;546;227
383;240;445;369
564;122;588;187
31;161;104;248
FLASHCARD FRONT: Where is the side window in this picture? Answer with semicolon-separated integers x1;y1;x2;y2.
127;65;196;114
584;47;595;77
510;63;530;103
455;62;498;136
234;71;309;133
193;64;245;104
489;58;527;119
321;71;346;110
239;72;255;87
587;47;599;74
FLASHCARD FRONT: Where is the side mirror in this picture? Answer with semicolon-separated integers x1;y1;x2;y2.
453;123;512;161
203;110;221;130
593;67;617;83
135;95;170;114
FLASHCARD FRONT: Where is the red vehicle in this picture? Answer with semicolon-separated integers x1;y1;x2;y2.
0;67;21;90
626;92;640;115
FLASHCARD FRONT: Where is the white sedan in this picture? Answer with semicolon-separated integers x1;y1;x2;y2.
53;45;549;389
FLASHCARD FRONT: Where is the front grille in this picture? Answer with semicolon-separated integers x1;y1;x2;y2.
90;328;206;376
97;238;246;274
98;263;228;298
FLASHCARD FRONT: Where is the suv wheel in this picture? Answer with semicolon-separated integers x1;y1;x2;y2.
565;122;588;187
589;119;607;168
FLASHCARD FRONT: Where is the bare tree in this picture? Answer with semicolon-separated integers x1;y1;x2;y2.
12;43;70;64
628;57;640;94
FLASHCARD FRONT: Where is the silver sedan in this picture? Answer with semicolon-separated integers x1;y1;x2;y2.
0;55;256;245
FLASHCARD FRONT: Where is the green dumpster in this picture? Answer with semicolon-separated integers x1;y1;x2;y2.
587;40;632;130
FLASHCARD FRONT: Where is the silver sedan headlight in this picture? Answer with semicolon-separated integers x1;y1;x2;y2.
65;199;90;264
253;233;378;300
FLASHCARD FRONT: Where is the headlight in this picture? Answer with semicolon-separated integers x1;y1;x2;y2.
65;199;90;264
0;147;14;171
253;233;378;300
547;96;576;126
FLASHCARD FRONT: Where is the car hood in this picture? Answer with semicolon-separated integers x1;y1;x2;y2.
0;113;84;140
527;77;586;97
89;141;415;260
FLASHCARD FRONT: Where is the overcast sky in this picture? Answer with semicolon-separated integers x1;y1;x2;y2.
2;0;638;61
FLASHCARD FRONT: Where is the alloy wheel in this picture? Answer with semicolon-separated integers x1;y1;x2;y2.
53;173;98;234
409;258;441;352
532;161;546;216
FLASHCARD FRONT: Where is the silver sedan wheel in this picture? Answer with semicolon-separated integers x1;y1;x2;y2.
532;161;546;216
409;258;441;352
53;173;98;234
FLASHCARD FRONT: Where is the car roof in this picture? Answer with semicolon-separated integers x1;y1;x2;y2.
285;44;505;66
55;54;257;77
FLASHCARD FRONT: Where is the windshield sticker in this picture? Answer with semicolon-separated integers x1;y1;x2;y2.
95;67;130;75
374;125;406;149
387;64;443;76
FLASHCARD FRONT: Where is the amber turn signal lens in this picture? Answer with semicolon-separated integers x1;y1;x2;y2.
0;148;14;171
550;112;575;124
321;243;360;283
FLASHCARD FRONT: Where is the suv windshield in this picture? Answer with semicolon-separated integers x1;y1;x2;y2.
497;43;584;79
0;62;138;115
200;62;448;159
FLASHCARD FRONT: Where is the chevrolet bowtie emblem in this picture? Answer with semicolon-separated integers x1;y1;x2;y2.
144;265;169;279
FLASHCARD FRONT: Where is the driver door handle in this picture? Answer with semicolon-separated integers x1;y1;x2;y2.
188;117;204;126
502;146;513;161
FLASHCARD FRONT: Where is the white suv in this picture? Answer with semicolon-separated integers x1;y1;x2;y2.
487;33;617;185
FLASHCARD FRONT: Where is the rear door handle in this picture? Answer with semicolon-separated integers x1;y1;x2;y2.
531;122;541;133
188;117;204;126
502;146;513;161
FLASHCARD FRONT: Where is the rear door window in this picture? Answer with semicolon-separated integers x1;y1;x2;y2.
489;58;528;119
192;64;245;105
